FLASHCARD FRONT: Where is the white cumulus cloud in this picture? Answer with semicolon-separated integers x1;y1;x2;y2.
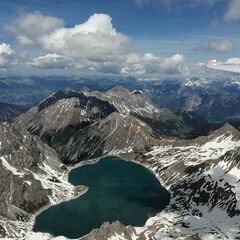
122;53;185;75
7;11;64;45
9;12;187;75
160;53;185;74
28;54;71;69
39;13;131;63
0;43;14;68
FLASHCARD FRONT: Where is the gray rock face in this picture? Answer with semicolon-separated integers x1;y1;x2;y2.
0;122;58;171
0;225;6;238
14;90;117;161
13;88;210;164
88;87;158;116
184;235;202;240
15;88;202;164
15;90;117;135
138;123;240;239
0;122;59;220
60;112;158;163
89;88;209;138
149;124;240;217
0;166;50;220
168;149;240;217
14;90;160;163
81;221;136;240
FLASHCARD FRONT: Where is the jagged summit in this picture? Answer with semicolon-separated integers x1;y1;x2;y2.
211;123;240;138
88;87;158;116
14;90;117;145
185;123;240;147
37;90;116;113
88;87;209;138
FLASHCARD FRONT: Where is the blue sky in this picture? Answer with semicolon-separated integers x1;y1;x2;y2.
0;0;239;76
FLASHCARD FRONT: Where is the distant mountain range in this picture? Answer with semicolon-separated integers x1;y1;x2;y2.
0;102;27;122
0;75;240;123
146;78;240;123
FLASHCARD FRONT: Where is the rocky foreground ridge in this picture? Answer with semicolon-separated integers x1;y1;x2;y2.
0;88;240;239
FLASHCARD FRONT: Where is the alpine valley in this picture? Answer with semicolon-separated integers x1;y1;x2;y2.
0;80;240;240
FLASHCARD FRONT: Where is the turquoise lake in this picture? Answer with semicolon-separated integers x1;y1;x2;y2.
34;156;170;238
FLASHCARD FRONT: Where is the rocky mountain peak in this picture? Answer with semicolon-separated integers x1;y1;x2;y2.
213;123;240;138
37;90;82;112
14;90;117;146
37;90;117;114
87;87;158;116
81;221;137;240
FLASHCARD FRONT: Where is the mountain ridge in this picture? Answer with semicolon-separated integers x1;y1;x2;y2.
1;87;240;239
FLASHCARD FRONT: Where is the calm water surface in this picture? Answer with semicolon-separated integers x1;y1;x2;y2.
34;156;170;238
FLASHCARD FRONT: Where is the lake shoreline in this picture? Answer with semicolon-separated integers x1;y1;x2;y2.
33;154;170;239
